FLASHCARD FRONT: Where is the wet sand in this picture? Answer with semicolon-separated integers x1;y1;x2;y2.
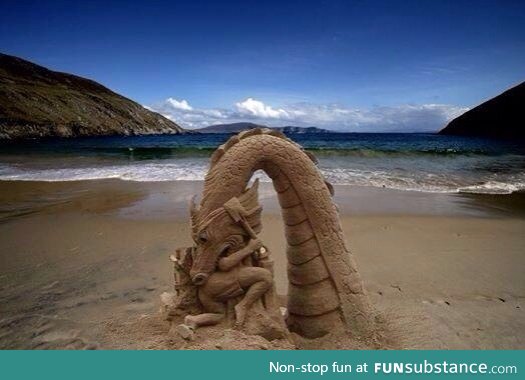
0;180;524;349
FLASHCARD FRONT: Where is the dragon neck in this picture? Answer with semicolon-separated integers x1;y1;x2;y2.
200;131;322;216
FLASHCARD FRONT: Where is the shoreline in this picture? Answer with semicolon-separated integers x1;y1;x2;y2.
2;178;525;220
0;179;524;349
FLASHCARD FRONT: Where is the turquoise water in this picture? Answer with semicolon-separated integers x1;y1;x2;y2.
1;133;524;194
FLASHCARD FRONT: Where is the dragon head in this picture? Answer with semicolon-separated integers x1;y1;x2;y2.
189;179;262;285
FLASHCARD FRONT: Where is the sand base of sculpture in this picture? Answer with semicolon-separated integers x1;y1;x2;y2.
156;129;380;349
159;291;382;350
162;290;289;340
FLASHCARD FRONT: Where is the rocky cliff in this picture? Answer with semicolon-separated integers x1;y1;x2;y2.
0;53;185;139
440;81;524;139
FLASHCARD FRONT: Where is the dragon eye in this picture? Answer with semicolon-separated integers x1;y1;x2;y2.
197;231;208;244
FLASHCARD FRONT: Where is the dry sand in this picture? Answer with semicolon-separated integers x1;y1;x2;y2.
0;180;524;349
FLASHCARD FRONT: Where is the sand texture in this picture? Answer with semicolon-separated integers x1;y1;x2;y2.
0;180;524;349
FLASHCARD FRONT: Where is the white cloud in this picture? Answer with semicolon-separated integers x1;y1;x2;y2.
149;97;468;132
166;98;193;111
235;98;289;119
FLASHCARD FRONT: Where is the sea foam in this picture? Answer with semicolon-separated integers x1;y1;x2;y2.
1;161;524;195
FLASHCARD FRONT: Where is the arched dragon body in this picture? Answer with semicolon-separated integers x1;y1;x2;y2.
190;128;372;337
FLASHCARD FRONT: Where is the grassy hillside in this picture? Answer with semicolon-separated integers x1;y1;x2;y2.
0;53;185;139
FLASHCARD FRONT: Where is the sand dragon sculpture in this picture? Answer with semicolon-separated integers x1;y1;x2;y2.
167;128;372;340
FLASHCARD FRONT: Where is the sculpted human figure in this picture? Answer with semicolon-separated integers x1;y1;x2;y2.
176;180;275;337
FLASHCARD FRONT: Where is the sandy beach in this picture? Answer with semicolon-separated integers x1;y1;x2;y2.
0;179;524;349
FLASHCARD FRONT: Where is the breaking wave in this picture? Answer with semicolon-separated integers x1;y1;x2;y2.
1;161;524;195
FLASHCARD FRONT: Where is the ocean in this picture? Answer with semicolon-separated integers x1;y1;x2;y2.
1;133;524;195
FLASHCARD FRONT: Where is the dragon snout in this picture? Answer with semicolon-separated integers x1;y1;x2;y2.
191;272;209;286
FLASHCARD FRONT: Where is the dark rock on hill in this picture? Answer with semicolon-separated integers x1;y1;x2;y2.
0;53;185;139
196;122;332;134
439;81;525;139
278;126;332;134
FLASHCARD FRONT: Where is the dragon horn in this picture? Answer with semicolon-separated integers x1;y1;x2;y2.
189;195;199;234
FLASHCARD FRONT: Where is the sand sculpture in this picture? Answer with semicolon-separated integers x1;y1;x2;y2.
168;128;372;339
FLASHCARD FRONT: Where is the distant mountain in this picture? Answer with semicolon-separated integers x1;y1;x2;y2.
439;81;525;139
195;122;333;134
0;53;186;139
196;122;265;134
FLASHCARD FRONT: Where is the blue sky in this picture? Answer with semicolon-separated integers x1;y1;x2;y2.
1;0;524;131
